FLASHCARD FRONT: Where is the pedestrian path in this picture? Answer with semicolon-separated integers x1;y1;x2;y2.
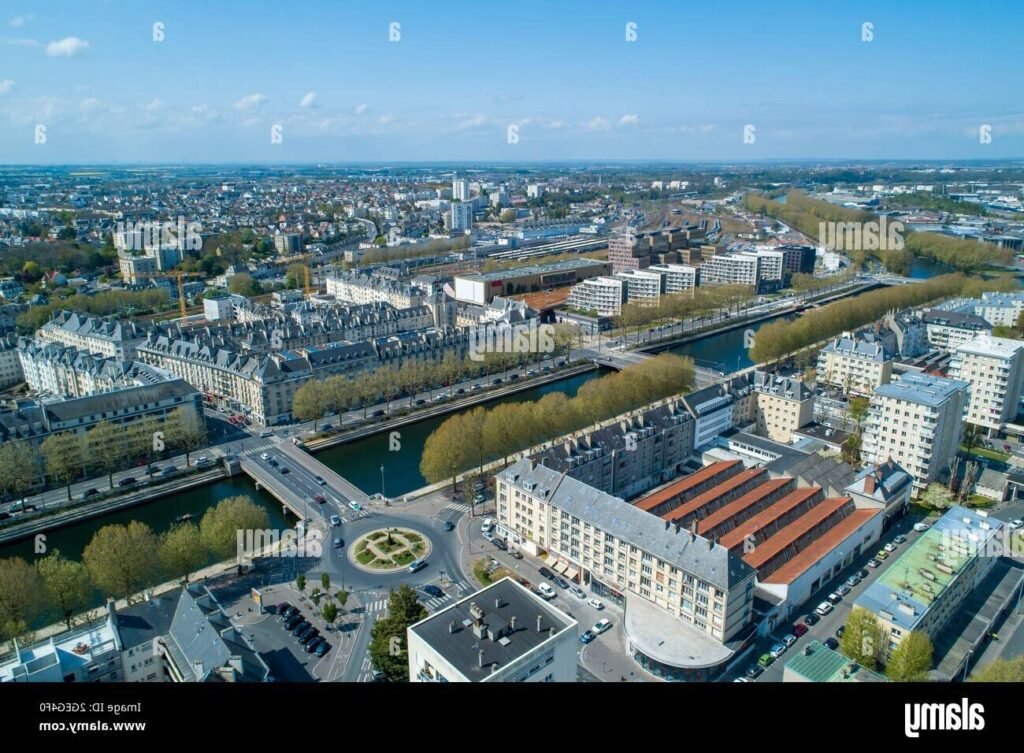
445;502;472;513
363;597;389;615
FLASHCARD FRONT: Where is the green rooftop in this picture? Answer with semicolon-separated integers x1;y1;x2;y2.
876;526;972;608
784;641;889;683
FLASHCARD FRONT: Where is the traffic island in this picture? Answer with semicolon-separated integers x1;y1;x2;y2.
349;527;431;572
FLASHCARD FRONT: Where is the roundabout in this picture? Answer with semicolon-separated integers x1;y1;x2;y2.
349;526;432;573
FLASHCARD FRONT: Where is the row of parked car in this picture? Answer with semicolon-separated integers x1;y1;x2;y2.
274;602;331;658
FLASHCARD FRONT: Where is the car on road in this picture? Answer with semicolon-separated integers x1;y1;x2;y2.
793;624;808;638
570;586;586;599
423;585;444;598
415;399;426;406
894;534;908;544
314;494;327;504
758;653;775;668
537;583;556;599
329;515;341;527
480;517;495;533
305;637;324;654
314;475;325;485
279;466;290;474
875;550;888;560
159;465;177;476
314;640;331;657
259;430;273;438
1010;519;1024;530
845;575;861;588
815;602;834;616
783;634;797;648
267;458;278;467
371;410;385;418
118;477;137;487
194;456;212;467
473;494;486;505
321;423;333;431
746;664;764;679
539;567;554;580
824;638;840;651
593;618;612;635
333;537;343;550
588;598;604;610
493;537;508;551
348;501;362;511
82;488;100;499
510;549;523;559
836;584;851;597
553;577;569;589
492;378;502;385
770;642;787;659
408;558;427;573
868;558;882;568
579;630;596;644
804;612;820;626
835;625;845;639
913;522;930;532
883;542;897;553
443;521;455;532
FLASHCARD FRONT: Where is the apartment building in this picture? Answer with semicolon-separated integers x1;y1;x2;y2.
747;249;784;282
407;578;577;683
452;178;470;201
0;334;23;388
844;459;914;530
18;339;174;398
974;291;1024;327
529;399;696;500
778;245;817;276
921;309;992;352
861;373;971;497
948;333;1024;432
495;457;757;681
648;263;699;294
853;506;1004;661
273;233;302;254
699;252;760;288
326;271;427;309
0;378;203;449
449;201;473;232
817;331;895;396
754;372;814;443
614;269;665;303
681;382;736;450
565;276;627;316
1;604;124;682
38;310;151;361
607;228;694;274
117;250;158;283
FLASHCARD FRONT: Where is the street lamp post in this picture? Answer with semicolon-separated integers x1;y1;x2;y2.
380;465;386;502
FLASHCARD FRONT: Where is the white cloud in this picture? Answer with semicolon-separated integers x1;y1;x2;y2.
143;98;163;113
378;114;394;125
354;103;369;115
46;37;89;58
0;79;13;96
452;114;489;132
235;93;267;110
5;38;41;48
299;91;317;108
9;15;32;28
618;114;640;127
582;116;611;132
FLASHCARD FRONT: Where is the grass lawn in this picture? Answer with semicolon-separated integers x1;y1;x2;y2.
393;551;416;566
962;445;1011;462
356;550;375;565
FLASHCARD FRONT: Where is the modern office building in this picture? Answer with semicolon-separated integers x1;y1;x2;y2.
564;276;627;316
454;258;609;305
861;373;971;497
753;372;814;443
948;333;1024;432
817;331;895;396
699;252;760;288
406;578;577;683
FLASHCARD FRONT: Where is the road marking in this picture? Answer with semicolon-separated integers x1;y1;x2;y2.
445;503;472;513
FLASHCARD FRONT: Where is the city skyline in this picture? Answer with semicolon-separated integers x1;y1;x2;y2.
2;0;1024;163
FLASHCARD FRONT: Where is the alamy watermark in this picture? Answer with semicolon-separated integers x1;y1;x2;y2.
468;320;555;362
115;216;203;252
236;526;323;560
818;217;904;252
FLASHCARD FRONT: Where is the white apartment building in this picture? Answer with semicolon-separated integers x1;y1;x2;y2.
921;310;992;352
325;271;426;309
700;253;760;287
452;179;470;202
649;263;699;294
527;183;545;199
565;276;627;316
975;291;1024;328
817;332;894;396
614;269;665;303
861;373;971;497
407;578;577;683
449;201;473;232
117;251;158;283
948;334;1024;432
749;249;784;281
0;335;23;388
37;310;150;361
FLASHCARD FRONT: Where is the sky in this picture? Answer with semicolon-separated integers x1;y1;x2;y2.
1;0;1023;164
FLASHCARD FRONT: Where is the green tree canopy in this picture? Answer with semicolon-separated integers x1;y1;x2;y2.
82;521;160;603
199;495;270;560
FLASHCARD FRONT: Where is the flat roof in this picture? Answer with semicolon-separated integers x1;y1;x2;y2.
873;372;970;409
408;578;575;680
462;257;606;283
623;591;735;670
784;640;889;682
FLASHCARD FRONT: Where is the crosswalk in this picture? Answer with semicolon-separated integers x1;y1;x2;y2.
363;598;389;615
445;502;472;513
243;442;276;456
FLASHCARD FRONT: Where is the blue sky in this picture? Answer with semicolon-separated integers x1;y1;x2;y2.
1;0;1022;163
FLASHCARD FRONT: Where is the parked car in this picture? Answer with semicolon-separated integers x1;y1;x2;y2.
553;577;569;589
473;494;486;505
305;637;324;654
746;664;764;679
793;623;808;638
570;586;586;599
835;625;845;639
537;583;556;599
770;642;787;659
579;630;596;644
857;568;870;579
480;517;495;533
592;618;612;635
281;606;299;621
845;575;861;588
827;592;842;605
291;620;310;636
510;549;523;559
758;653;775;668
482;531;495;543
314;640;331;657
275;602;291;616
824;637;840;651
883;542;897;553
804;612;820;626
588;598;604;610
893;534;908;544
422;585;444;599
836;584;851;597
539;567;554;580
493;537;508;551
913;522;930;532
329;515;341;527
868;558;882;568
876;550;889;560
815;602;834;616
783;634;797;648
1010;519;1024;530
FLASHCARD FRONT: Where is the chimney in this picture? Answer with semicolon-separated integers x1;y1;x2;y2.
495;597;502;609
665;519;671;531
478;649;485;668
804;645;813;656
536;615;543;632
864;474;876;494
448;620;457;634
510;615;517;631
549;626;556;638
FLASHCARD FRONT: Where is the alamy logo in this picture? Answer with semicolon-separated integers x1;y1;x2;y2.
236;527;323;559
468;321;555;362
904;699;984;738
818;217;904;252
115;216;203;252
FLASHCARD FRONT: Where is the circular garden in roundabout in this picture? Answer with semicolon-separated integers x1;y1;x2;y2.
349;527;431;572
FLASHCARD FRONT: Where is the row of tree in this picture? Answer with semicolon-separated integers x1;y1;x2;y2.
16;288;172;333
0;407;207;503
748;273;1015;363
419;354;696;489
0;496;269;643
613;284;758;343
292;329;578;429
